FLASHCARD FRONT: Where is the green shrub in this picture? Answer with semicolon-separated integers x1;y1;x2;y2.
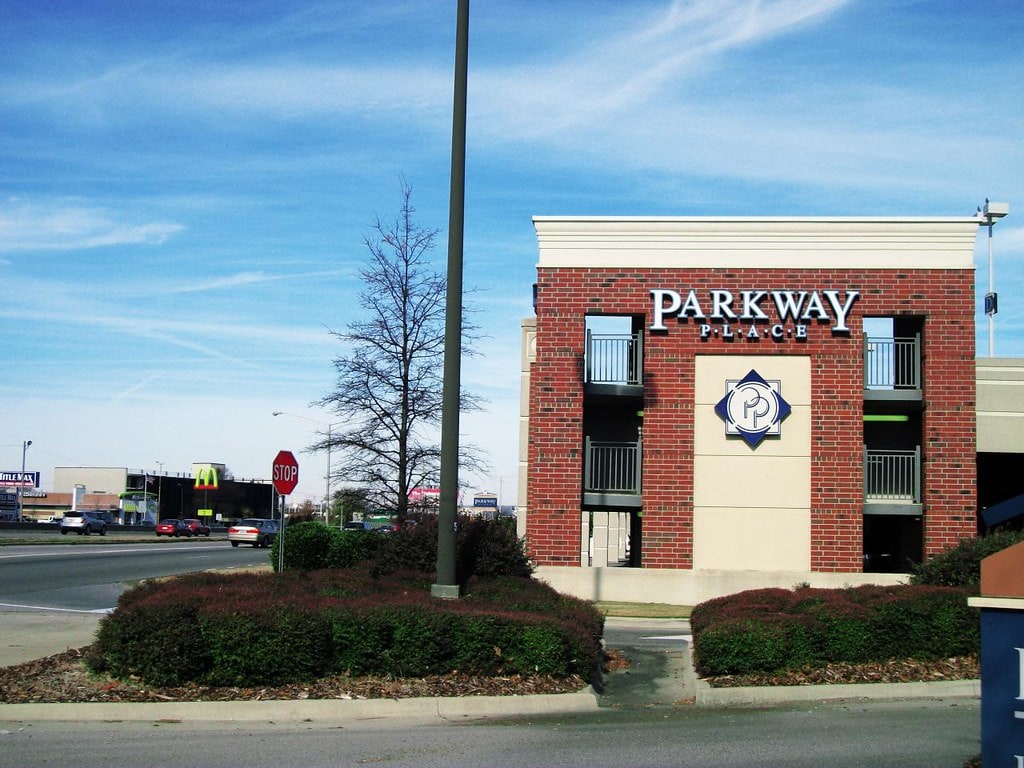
869;587;979;660
694;616;821;677
87;567;603;687
457;517;534;578
273;521;334;571
691;585;977;678
371;518;440;575
199;603;331;686
325;528;380;568
910;530;1024;588
510;624;573;676
265;516;534;583
89;597;209;686
325;604;393;676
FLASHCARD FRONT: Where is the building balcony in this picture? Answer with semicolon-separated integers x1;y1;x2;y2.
584;331;643;397
864;447;922;515
864;334;921;404
583;438;642;508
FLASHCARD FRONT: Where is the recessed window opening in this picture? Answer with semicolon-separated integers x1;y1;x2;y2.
585;315;640;386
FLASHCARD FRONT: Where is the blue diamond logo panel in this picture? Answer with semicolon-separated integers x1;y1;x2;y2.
714;369;793;448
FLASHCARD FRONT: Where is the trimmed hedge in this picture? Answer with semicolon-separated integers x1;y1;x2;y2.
272;517;533;582
86;568;602;687
691;585;977;678
910;529;1024;588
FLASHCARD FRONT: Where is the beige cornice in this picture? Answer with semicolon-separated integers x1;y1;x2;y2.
533;216;981;270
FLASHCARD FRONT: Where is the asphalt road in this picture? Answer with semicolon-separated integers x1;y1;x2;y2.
0;698;979;768
0;536;272;664
0;538;270;611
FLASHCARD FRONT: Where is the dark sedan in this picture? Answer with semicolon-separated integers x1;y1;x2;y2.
182;518;211;536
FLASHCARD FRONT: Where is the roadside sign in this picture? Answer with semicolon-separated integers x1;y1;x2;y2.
0;471;39;488
272;450;299;495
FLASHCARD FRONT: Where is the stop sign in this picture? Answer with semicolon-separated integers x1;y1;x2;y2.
272;450;299;495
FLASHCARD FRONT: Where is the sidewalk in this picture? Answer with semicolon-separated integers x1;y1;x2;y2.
0;608;105;667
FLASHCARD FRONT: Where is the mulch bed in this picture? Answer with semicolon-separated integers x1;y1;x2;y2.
703;655;979;688
0;647;588;704
0;648;979;703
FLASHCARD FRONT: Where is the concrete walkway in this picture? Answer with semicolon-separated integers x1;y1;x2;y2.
0;608;106;667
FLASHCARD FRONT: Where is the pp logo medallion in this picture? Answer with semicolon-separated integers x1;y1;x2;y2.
714;369;791;448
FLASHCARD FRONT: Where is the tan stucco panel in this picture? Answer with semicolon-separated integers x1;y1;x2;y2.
694;405;810;457
693;507;812;571
693;355;811;569
695;355;811;406
694;455;811;508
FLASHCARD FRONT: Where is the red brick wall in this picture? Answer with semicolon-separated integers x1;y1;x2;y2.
527;267;976;571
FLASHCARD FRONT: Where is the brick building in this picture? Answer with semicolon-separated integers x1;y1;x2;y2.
519;216;982;604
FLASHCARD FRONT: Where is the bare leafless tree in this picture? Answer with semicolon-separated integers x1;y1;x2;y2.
315;183;484;522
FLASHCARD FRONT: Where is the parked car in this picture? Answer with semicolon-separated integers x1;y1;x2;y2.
59;510;108;536
155;519;192;538
182;518;211;537
228;518;280;548
342;520;375;531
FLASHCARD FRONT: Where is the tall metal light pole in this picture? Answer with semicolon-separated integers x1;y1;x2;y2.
977;199;1010;357
433;0;469;599
16;440;31;522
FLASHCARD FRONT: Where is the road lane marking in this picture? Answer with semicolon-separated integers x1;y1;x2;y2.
0;602;113;614
0;544;237;559
640;634;693;642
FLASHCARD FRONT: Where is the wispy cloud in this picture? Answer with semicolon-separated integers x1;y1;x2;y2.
159;269;351;294
0;200;184;252
113;375;162;401
471;0;851;139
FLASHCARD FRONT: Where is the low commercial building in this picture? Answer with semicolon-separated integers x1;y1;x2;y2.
48;464;275;524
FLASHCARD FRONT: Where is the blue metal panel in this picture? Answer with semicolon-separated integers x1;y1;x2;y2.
980;609;1024;761
982;493;1024;528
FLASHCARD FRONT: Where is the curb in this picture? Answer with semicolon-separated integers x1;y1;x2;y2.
695;677;980;706
0;688;601;724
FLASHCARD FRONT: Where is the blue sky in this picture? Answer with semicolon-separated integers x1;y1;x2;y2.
1;0;1021;505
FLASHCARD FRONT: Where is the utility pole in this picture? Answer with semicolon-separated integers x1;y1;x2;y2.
433;0;469;599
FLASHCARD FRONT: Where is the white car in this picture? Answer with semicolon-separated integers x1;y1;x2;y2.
227;518;280;548
60;511;108;536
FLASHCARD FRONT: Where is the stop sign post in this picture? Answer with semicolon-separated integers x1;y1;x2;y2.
271;450;299;572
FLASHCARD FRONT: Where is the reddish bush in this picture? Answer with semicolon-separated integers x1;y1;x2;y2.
691;584;976;678
88;567;602;687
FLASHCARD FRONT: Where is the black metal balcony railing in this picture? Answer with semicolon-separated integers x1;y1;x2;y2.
584;438;642;495
864;334;921;389
864;447;921;504
585;331;642;386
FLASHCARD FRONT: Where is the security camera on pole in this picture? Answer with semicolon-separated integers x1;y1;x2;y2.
271;450;299;572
